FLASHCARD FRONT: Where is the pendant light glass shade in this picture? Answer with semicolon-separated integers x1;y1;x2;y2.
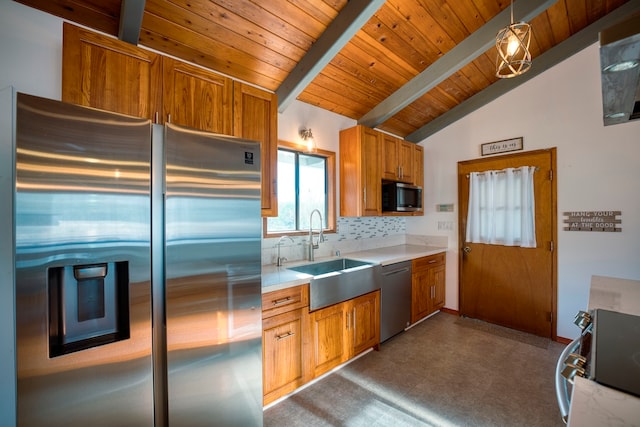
299;128;317;153
496;21;532;78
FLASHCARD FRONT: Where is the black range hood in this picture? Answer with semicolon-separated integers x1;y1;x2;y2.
599;13;640;126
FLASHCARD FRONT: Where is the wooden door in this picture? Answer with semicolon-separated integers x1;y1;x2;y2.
62;23;162;120
349;291;379;356
234;83;278;217
458;149;557;338
163;57;233;133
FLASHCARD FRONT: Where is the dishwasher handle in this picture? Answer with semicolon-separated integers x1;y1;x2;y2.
381;267;410;276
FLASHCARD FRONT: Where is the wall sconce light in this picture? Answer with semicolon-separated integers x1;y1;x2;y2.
299;128;317;153
496;0;532;78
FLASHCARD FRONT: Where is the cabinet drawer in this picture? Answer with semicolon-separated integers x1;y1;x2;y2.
412;253;445;270
262;284;309;318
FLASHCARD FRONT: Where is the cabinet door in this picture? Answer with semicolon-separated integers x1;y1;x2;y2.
362;127;382;216
162;57;233;133
413;144;424;216
398;140;414;183
381;134;400;181
234;83;278;217
309;303;347;378
62;23;162;120
349;291;380;357
431;264;446;311
263;309;306;405
411;266;431;324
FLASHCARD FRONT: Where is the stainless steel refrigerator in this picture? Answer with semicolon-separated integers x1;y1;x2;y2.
4;90;263;426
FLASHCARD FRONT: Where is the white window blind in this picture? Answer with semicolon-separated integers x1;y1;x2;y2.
465;166;536;248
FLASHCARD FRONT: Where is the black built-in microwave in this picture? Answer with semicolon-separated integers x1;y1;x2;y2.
382;182;423;212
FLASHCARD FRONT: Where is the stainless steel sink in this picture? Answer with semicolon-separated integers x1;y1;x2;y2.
287;258;372;276
287;258;381;310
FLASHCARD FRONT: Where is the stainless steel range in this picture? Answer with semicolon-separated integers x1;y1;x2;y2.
556;308;640;422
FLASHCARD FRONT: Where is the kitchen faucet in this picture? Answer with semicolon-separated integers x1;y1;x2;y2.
276;235;295;266
308;209;324;261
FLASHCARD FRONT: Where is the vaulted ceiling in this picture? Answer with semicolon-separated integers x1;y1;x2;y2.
14;0;640;141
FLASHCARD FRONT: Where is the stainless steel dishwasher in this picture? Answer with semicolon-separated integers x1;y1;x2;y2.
380;260;412;342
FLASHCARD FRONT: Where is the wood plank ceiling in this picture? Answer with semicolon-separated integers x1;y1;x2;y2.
13;0;639;141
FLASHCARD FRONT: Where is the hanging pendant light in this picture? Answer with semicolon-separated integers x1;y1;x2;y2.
496;1;532;78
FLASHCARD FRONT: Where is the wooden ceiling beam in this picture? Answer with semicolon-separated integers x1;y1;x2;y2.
118;0;145;45
276;0;385;112
358;0;558;131
406;0;640;142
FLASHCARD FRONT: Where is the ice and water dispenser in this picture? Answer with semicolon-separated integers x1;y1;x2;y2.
48;261;130;357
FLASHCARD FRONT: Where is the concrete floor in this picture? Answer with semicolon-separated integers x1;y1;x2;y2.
264;311;566;426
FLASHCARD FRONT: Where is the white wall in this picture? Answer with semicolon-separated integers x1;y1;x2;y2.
0;0;62;99
406;43;640;339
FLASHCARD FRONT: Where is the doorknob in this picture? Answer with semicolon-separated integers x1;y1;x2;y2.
463;246;472;254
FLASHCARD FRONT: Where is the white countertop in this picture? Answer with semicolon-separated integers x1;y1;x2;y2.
568;377;640;427
566;275;640;427
261;244;447;293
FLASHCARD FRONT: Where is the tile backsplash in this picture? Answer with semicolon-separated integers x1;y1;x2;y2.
262;216;408;265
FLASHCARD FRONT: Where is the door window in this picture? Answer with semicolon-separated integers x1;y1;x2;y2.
465;166;536;247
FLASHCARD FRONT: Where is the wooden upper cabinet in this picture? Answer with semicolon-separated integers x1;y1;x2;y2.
62;24;279;217
234;83;278;217
382;134;414;183
413;144;424;187
62;23;161;120
339;125;381;217
162;57;233;134
413;144;424;216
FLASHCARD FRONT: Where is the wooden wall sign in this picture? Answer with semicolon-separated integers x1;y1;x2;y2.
563;211;621;232
481;137;523;156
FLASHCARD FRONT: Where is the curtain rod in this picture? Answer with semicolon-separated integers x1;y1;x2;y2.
466;166;539;178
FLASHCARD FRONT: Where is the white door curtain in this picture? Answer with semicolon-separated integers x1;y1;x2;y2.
465;166;536;248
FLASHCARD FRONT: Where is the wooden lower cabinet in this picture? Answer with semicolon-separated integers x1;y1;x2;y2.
411;253;446;324
262;288;380;404
309;302;347;378
310;291;380;378
262;308;309;405
262;284;310;405
350;291;380;355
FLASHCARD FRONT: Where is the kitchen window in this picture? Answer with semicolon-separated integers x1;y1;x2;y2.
264;141;336;237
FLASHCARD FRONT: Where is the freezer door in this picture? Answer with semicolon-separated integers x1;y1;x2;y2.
164;123;262;426
15;94;153;426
